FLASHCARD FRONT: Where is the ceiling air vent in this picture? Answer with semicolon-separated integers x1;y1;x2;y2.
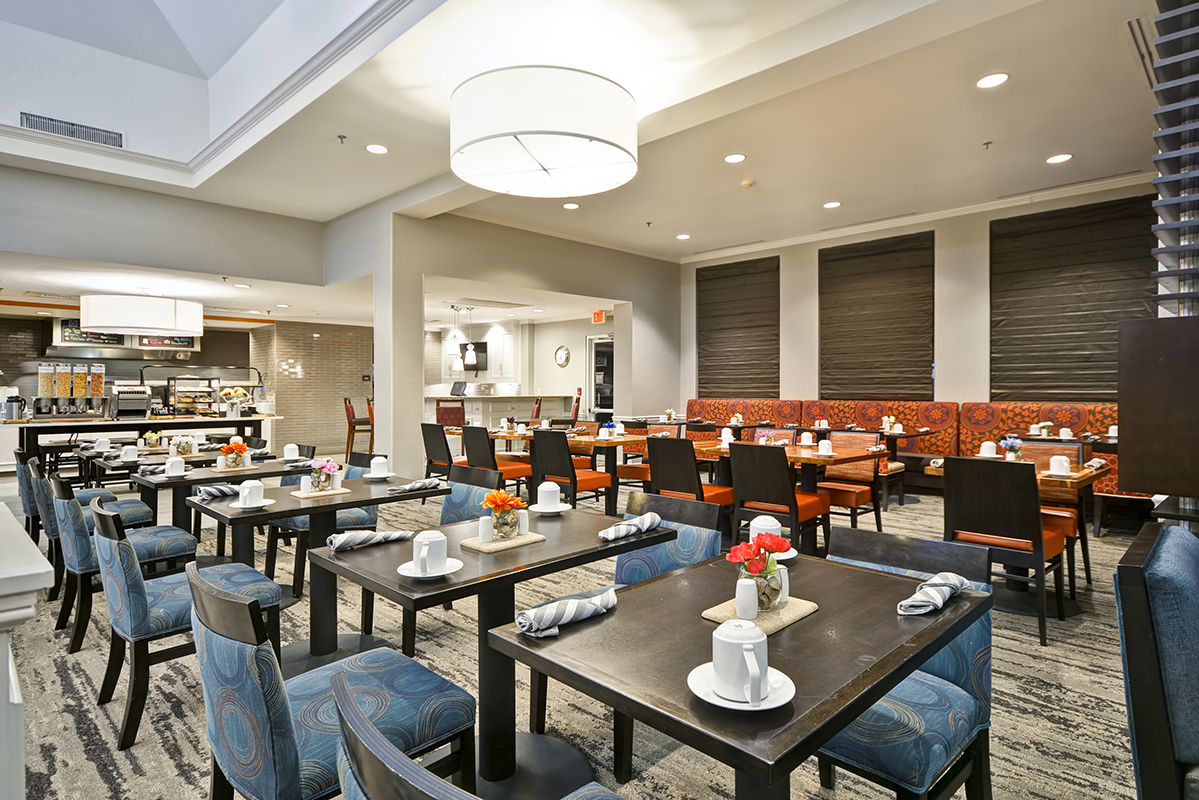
23;290;77;300
20;112;123;148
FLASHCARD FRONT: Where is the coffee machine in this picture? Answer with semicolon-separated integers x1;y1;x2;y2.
3;395;25;420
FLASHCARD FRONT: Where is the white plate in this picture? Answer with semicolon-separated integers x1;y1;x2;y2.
365;472;396;481
773;547;799;561
529;503;571;516
1041;471;1075;479
397;558;464;580
687;663;796;711
809;451;837;457
282;457;307;463
229;498;277;510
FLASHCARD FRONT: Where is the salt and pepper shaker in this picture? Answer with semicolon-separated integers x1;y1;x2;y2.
216;455;227;470
735;578;759;620
518;509;529;536
300;475;313;493
478;515;494;543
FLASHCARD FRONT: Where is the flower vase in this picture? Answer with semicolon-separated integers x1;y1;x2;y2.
225;452;242;469
493;509;519;540
176;440;192;456
312;471;333;492
741;567;787;610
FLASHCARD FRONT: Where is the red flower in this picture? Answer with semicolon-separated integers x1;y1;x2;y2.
754;532;790;554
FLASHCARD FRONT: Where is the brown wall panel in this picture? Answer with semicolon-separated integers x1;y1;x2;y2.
696;257;779;398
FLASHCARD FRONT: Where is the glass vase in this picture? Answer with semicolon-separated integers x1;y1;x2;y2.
740;566;788;610
312;471;333;492
225;452;242;469
494;509;519;539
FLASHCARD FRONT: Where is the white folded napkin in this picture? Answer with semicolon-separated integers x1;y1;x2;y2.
866;444;887;453
898;572;971;615
247;447;270;457
930;458;945;468
648;432;673;438
286;459;315;469
1084;458;1108;470
599;512;661;541
516;588;617;638
918;427;931;432
387;478;440;494
195;485;239;501
327;530;414;552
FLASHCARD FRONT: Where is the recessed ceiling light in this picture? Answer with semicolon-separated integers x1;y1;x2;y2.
246;310;262;314
562;203;580;210
1046;153;1073;164
724;153;746;164
365;144;388;154
35;311;52;315
313;333;320;338
533;308;545;313
276;304;290;308
823;201;842;209
507;313;516;317
975;73;1009;89
233;283;251;289
676;234;691;240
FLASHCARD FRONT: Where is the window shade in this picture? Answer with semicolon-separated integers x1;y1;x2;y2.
990;196;1156;401
818;231;934;400
696;257;779;398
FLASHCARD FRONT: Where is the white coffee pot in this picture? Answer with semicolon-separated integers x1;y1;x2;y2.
711;620;769;705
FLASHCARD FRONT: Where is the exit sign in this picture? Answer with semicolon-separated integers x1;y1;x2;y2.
592;310;606;324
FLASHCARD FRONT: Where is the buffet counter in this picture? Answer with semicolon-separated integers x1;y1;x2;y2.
422;395;573;427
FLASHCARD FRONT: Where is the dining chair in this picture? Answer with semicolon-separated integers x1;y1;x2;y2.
614;424;673;490
645;436;732;535
569;387;582;425
243;435;268;450
728;442;831;555
685;422;720;480
345;397;374;463
567;420;600;470
27;457;118;602
14;448;42;541
265;464;378;598
349;450;382;468
530;492;721;783
816;431;883;532
530;396;542;421
185;563;476;800
751;428;796;445
462;425;532;497
421;423;468;488
1019;441;1093;596
90;499;281;751
532;429;611;508
618;420;650;463
943;456;1074;646
820;527;993;800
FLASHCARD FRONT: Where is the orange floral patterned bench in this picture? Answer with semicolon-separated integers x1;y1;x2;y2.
685;399;804;426
800;400;959;456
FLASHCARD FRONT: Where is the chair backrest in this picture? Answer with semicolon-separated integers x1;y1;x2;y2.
26;458;57;538
421;423;454;466
729;442;795;512
752;428;796;445
332;671;475;800
91;498;154;641
530;397;542;420
348;451;386;468
646;437;705;501
616;494;722;585
439;482;492;525
245;435;268;450
185;562;300;800
684;422;718;440
569;388;581;424
1116;522;1199;800
1020;441;1085;474
448;464;502;490
14;448;37;517
50;473;95;573
825;431;883;482
531;430;574;484
626;491;719;530
367;396;374;426
345;397;357;422
296;444;318;459
943;457;1043;554
461;426;498;470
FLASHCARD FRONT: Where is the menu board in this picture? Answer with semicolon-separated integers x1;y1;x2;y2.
59;319;125;346
138;335;196;349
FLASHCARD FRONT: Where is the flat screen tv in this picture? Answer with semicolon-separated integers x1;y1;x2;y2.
460;342;488;373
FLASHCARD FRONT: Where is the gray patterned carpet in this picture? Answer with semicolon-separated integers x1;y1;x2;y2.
9;477;1144;800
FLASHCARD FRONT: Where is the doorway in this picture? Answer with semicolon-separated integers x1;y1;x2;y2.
588;334;613;422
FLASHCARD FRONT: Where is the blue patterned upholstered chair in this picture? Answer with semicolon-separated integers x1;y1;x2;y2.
439;480;494;525
50;474;199;654
820;527;993;800
266;464;378;598
1116;522;1199;800
332;672;623;800
186;563;476;800
14;448;42;540
89;500;281;751
531;492;721;783
27;457;117;602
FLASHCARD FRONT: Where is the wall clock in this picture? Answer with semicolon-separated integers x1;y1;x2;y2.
554;345;570;367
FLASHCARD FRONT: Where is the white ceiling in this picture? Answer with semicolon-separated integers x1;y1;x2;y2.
423;275;615;328
0;0;285;78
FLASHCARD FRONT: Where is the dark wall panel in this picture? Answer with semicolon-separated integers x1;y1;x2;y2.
696;257;779;398
818;231;934;400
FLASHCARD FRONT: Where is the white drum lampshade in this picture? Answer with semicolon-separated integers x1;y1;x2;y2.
80;295;203;336
450;66;637;198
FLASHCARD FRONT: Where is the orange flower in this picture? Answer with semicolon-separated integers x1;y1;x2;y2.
221;442;248;456
481;489;527;511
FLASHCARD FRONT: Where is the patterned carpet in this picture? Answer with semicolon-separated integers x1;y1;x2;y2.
8;477;1145;800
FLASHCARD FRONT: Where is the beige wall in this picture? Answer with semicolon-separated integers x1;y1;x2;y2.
528;316;615;397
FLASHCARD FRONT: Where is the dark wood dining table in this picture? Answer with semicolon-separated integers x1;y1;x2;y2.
305;508;677;800
692;440;884;493
131;459;312;528
489;556;991;800
792;426;938;460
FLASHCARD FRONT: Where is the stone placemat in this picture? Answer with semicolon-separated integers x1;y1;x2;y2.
290;487;353;499
459;533;546;553
209;464;260;474
701;597;819;635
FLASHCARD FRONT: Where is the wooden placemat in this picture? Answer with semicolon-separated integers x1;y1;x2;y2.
290;487;353;499
701;597;819;635
459;533;546;553
210;464;260;474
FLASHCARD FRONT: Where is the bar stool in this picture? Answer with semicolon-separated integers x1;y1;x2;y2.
344;397;373;463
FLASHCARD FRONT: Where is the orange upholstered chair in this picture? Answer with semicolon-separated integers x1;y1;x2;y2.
816;431;883;531
532;429;612;508
1018;441;1092;597
729;442;830;555
462;426;533;497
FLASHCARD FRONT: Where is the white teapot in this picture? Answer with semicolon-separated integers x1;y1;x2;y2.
711;620;769;705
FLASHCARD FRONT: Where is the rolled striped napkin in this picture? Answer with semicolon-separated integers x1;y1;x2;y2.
516;588;617;638
598;512;660;541
866;444;887;453
197;443;224;451
327;530;414;552
1084;458;1108;470
897;572;971;615
386;478;440;494
195;485;239;501
138;464;192;475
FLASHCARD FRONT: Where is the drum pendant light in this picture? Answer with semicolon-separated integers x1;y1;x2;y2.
80;295;204;336
450;65;637;198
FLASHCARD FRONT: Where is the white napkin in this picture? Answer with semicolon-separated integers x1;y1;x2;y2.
897;572;971;615
649;432;673;438
516;588;617;638
599;512;661;541
930;458;944;468
387;478;440;494
327;530;413;552
918;427;931;432
1084;458;1108;470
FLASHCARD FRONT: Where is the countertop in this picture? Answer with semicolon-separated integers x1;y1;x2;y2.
424;395;572;400
4;415;282;425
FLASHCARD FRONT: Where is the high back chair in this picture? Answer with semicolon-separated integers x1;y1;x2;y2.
532;429;611;508
943;457;1074;646
817;431;883;531
615;423;672;489
1020;440;1092;596
530;397;542;420
462;425;532;496
244;435;268;450
349;450;385;468
729;442;830;555
422;423;468;485
646;437;733;532
752;428;796;445
820;527;993;800
185;563;476;800
569;387;582;425
28;457;119;602
90;498;281;750
14;448;41;540
345;397;374;462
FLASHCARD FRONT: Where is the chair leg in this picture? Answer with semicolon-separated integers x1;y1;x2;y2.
849;507;858;528
48;538;63;602
117;640;150;750
292;532;309;599
897;472;906;506
818;755;836;789
613;710;635;784
873;500;883;532
368;428;374;455
964;728;993;800
345;426;354;465
821;515;831;552
1065;540;1077;601
361;588;375;635
879;477;890;512
264;529;279;580
97;629;126;704
1034;565;1048;647
216;523;226;558
1054;559;1066;622
1093;494;1106;538
530;669;548;734
56;572;77;631
210;754;234;800
451;728;475;793
67;575;93;654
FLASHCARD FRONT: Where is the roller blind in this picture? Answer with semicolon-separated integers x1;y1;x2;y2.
696;257;779;398
990;196;1156;401
818;232;934;399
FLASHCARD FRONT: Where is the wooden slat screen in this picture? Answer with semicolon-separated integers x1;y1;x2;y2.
818;232;934;399
696;257;780;398
990;196;1156;401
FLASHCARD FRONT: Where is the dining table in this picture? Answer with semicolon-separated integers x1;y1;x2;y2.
131;458;313;529
304;508;677;800
792;426;938;460
691;440;885;494
489;555;991;800
83;449;278;487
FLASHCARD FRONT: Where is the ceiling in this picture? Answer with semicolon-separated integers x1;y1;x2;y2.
0;0;285;78
423;275;615;328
